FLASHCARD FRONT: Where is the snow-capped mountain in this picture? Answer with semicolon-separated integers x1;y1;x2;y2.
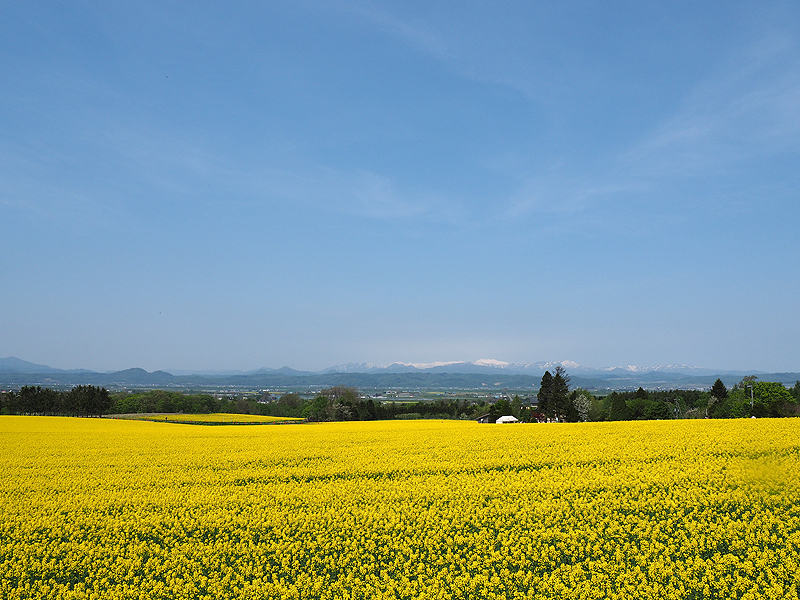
608;364;712;374
322;360;728;376
2;356;759;385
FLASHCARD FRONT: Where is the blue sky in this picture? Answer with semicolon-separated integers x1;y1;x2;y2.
2;1;799;373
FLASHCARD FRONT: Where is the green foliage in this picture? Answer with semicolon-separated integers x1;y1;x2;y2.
278;393;301;409
537;371;553;417
486;398;512;423
8;376;797;424
752;381;795;417
302;394;332;421
710;378;728;401
303;386;366;421
708;379;797;418
6;385;111;416
537;367;572;421
569;389;593;422
627;395;671;420
608;393;631;421
587;395;611;422
589;389;712;421
110;390;218;415
622;386;676;420
511;395;522;419
68;385;112;416
550;366;571;421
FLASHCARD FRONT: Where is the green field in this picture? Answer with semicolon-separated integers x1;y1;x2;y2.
108;412;304;425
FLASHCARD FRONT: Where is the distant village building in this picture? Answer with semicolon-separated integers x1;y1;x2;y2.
496;415;519;424
477;414;521;424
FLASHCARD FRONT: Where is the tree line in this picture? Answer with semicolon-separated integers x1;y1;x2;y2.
527;371;800;422
2;374;798;422
0;386;486;421
283;386;485;421
262;374;800;423
1;385;112;417
0;387;246;417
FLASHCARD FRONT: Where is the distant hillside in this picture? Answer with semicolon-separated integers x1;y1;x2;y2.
2;368;798;392
1;356;796;391
0;357;64;373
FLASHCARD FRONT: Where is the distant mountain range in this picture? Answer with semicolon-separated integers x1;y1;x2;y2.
319;359;749;377
0;356;95;375
1;356;796;391
1;356;755;377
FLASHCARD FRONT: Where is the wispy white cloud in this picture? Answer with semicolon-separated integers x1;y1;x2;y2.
333;1;456;63
620;35;800;180
2;110;471;235
6;22;797;240
323;5;800;236
244;162;457;222
0;142;126;228
498;34;800;231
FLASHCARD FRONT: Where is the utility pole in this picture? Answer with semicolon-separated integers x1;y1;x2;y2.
740;375;757;416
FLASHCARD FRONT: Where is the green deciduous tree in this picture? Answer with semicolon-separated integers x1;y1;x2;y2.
752;381;795;417
303;386;360;421
608;392;630;421
487;398;512;423
511;395;522;419
569;389;593;422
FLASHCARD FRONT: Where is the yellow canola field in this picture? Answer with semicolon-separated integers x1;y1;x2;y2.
1;416;799;600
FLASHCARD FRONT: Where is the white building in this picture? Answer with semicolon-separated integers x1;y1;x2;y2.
496;415;519;424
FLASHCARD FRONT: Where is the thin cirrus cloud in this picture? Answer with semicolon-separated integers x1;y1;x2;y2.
336;1;568;105
2;114;461;233
499;35;800;232
623;37;800;180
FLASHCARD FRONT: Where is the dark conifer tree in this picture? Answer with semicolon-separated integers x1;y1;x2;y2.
537;371;553;417
710;378;728;401
550;366;571;421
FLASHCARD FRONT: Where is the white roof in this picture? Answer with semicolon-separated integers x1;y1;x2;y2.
496;415;519;423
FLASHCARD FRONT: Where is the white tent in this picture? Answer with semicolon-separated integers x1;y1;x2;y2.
496;415;519;424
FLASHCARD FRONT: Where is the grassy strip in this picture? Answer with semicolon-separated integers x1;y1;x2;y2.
108;413;305;425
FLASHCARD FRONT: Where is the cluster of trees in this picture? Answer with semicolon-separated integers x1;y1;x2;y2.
1;385;111;417
246;375;800;423
535;366;581;422
236;374;788;423
300;386;480;422
510;370;800;423
106;388;475;421
572;377;799;422
111;390;231;415
706;377;800;418
1;388;292;418
590;387;703;421
477;367;593;424
0;385;489;422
